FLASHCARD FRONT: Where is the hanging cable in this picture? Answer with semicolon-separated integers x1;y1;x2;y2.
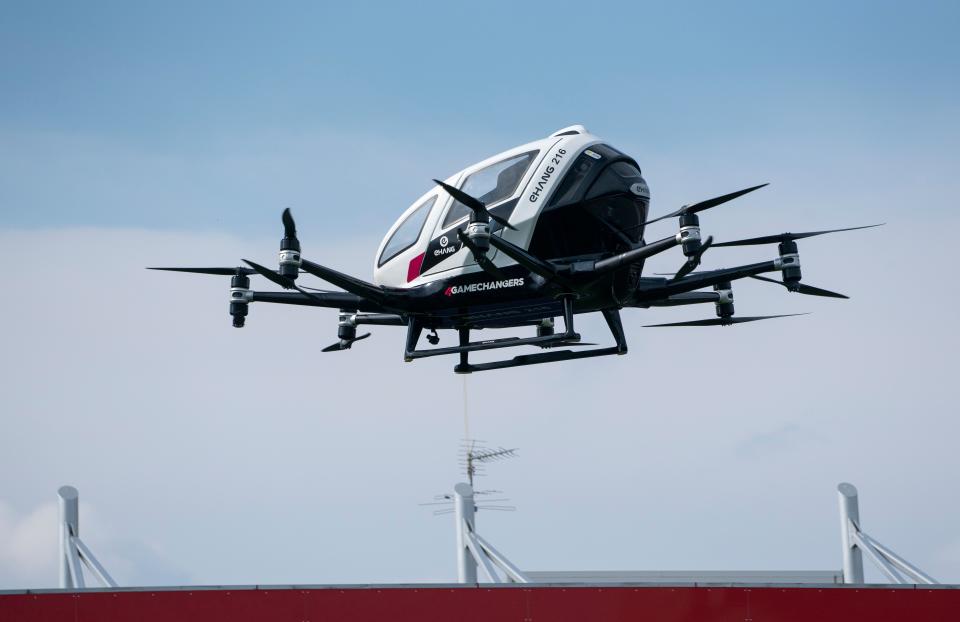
462;374;470;441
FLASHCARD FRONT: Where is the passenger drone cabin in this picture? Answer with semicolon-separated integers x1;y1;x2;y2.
373;126;651;289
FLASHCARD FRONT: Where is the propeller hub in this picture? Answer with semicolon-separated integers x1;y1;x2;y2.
465;221;491;253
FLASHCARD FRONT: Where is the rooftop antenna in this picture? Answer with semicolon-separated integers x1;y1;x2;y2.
420;441;519;515
419;378;526;582
418;434;527;583
461;441;517;489
420;376;517;516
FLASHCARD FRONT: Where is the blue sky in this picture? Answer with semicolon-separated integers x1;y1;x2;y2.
2;1;957;232
1;1;959;589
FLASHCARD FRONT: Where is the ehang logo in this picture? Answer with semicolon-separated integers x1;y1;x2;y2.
443;278;525;297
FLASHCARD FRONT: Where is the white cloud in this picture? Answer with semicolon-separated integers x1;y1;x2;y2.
0;501;57;588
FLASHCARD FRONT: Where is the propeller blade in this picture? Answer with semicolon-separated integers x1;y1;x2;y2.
793;282;849;299
244;259;332;305
321;332;371;352
486;211;516;231
298;259;390;305
749;275;849;299
476;255;506;280
434;179;518;230
673;235;714;280
643;183;768;226
242;259;295;289
673;261;696;282
281;207;297;239
643;313;808;327
148;267;255;276
434;178;483;211
713;224;883;247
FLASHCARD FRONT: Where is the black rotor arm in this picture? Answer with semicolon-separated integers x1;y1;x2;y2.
633;259;781;302
299;258;402;308
632;291;721;307
486;235;576;290
587;233;681;274
250;290;387;313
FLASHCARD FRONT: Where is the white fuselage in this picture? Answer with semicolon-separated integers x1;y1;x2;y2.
373;125;607;289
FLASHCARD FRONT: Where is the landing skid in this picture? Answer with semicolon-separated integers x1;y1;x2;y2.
403;297;628;373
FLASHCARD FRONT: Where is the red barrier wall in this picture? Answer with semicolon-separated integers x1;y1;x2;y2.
1;584;957;622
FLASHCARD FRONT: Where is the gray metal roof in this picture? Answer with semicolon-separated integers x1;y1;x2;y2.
525;570;843;584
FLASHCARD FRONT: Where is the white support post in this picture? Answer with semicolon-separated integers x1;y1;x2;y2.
837;482;937;585
454;483;478;583
837;482;865;584
56;485;118;589
58;486;79;589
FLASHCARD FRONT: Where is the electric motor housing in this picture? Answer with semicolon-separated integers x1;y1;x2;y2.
229;273;251;328
279;236;301;280
778;239;802;284
337;311;357;341
679;213;702;257
714;281;734;319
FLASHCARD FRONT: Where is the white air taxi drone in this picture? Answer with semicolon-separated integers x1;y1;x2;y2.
153;124;878;373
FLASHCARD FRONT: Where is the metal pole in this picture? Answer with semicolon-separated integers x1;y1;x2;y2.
837;482;864;584
454;482;477;583
58;486;79;589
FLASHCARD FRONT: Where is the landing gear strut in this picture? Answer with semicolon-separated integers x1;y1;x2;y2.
402;297;628;374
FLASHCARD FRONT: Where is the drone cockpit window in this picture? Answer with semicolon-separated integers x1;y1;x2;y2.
441;150;538;229
378;196;436;266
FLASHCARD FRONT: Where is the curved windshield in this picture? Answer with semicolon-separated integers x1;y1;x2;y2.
378;196;436;266
442;150;538;228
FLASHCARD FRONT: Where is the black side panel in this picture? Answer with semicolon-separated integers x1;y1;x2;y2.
528;148;648;261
